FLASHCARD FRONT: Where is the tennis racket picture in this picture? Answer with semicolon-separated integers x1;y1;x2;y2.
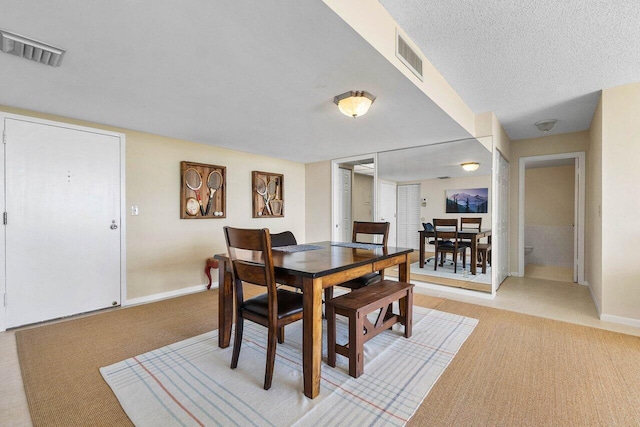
266;178;277;214
205;170;223;216
256;178;272;215
185;168;205;216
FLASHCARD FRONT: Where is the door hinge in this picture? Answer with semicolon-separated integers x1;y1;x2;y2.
3;293;6;307
2;130;6;144
3;212;6;225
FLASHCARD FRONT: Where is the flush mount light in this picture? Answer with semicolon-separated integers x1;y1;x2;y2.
535;119;557;132
333;91;376;118
461;162;480;172
0;28;65;67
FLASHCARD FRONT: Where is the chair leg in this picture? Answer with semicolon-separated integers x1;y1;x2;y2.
231;316;244;369
327;303;337;368
277;326;285;344
264;325;278;390
453;252;457;274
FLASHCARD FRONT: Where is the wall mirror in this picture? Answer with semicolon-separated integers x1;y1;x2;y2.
376;137;493;293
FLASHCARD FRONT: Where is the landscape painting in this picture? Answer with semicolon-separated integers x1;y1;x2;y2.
445;188;489;213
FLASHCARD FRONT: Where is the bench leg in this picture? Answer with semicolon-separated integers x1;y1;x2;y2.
327;303;337;368
349;312;365;378
403;288;413;338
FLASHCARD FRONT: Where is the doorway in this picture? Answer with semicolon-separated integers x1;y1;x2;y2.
1;114;125;330
331;154;377;242
518;152;585;284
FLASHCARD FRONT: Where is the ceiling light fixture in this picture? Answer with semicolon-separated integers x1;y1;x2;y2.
535;119;557;133
461;162;480;172
333;91;376;118
0;28;65;67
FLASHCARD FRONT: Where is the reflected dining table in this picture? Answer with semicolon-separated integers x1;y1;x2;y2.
419;229;492;275
214;241;413;399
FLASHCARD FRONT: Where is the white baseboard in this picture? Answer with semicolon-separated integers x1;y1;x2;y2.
412;280;495;300
599;313;640;328
124;282;219;307
510;271;523;277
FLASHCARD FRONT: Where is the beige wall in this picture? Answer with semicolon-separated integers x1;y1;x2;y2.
524;166;574;226
352;173;374;221
600;82;640;320
508;131;590;273
305;160;332;242
0;106;306;300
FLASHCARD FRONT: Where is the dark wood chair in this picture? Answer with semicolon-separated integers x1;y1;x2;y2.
433;218;466;274
223;226;304;390
459;217;482;259
325;221;390;302
270;230;297;247
477;243;492;274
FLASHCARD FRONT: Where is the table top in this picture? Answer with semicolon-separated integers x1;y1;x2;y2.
215;241;413;279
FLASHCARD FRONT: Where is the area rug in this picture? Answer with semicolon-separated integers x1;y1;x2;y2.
410;262;491;285
100;307;477;426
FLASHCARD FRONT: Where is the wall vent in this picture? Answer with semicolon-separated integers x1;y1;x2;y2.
395;30;423;81
0;29;65;67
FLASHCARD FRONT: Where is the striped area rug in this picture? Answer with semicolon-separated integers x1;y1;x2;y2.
100;307;477;426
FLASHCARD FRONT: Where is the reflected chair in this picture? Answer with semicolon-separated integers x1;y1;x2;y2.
223;226;304;390
433;219;466;274
325;221;390;302
459;217;482;259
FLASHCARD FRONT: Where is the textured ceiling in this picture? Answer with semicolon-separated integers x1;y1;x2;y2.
379;0;640;140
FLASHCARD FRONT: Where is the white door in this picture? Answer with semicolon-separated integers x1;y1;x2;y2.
3;117;123;328
397;184;420;249
338;168;352;242
379;180;397;246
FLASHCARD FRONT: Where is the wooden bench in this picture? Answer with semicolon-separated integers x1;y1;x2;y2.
477;243;492;274
326;280;414;378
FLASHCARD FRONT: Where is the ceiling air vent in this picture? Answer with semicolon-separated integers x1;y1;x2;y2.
0;29;65;67
395;29;423;81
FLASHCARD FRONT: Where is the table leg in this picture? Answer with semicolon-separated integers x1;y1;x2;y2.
470;238;478;275
419;231;425;268
302;276;323;399
217;259;233;348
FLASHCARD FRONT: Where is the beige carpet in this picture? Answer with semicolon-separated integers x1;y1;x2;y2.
16;290;640;426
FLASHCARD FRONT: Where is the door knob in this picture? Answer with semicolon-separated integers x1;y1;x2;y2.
110;219;118;230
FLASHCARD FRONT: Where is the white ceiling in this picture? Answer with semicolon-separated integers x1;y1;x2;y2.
379;0;640;140
0;1;471;164
2;1;637;168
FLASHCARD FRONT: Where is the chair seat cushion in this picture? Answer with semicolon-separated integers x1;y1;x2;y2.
242;289;304;318
339;272;382;290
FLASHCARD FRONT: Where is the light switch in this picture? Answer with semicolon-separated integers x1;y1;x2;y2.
131;206;139;216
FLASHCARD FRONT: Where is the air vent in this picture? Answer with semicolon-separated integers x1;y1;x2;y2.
396;30;423;81
0;29;65;67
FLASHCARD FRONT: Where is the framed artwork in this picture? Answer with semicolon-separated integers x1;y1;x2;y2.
445;188;488;213
252;171;284;218
180;161;226;219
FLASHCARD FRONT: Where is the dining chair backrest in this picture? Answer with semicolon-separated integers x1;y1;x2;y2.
224;226;276;292
460;217;482;231
433;218;459;242
352;221;390;246
270;230;297;247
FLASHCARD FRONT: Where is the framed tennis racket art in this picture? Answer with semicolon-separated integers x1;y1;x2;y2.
180;161;226;219
252;171;284;218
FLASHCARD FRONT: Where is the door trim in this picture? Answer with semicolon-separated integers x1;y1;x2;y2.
517;151;585;284
0;112;126;331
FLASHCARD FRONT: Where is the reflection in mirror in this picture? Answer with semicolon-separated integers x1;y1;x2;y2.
378;137;493;293
333;157;375;243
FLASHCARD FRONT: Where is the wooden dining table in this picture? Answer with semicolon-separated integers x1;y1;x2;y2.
214;241;413;399
419;229;491;275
